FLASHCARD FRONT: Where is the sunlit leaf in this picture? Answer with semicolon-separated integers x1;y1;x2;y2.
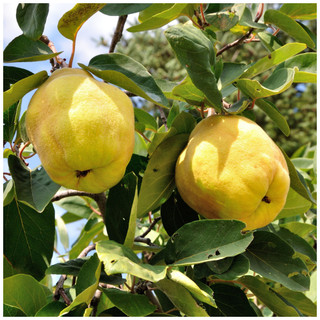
3;71;48;112
100;4;152;16
264;10;315;48
280;3;317;20
80;53;168;108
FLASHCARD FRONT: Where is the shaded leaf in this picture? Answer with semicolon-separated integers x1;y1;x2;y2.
165;24;222;111
264;10;315;48
134;107;158;131
257;31;283;52
137;134;189;217
3;179;15;207
4;200;55;280
96;240;167;282
3;274;52;316
240;42;306;79
225;97;252;114
254;99;290;136
3;100;21;143
280;3;317;20
102;288;156;316
238;275;299;316
3;70;48;112
212;283;257;316
206;11;240;32
156;278;209;317
4;34;61;62
276;188;312;220
105;172;138;246
58;3;105;40
244;231;310;292
161;190;199;236
8;155;60;212
3;304;27;317
162;220;253;266
274;287;317;316
100;4;152;16
60;254;101;316
80;53;168;108
127;4;195;32
3;66;33;91
35;301;67;317
219;62;247;89
16;3;49;40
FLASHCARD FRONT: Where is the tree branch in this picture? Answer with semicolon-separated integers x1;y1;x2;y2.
109;15;128;53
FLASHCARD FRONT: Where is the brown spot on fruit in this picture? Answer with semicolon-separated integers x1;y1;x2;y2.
262;195;271;203
76;169;91;178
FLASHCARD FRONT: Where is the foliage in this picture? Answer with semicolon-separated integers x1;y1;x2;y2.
3;3;317;317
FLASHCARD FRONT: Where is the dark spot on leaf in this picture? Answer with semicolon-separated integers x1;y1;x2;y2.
208;254;213;259
215;250;220;256
110;259;116;264
262;196;271;203
256;88;261;91
76;169;91;178
153;168;158;172
232;81;237;86
171;233;179;243
268;54;272;59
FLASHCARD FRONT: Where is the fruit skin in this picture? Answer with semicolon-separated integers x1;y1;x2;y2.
175;115;290;230
26;68;135;193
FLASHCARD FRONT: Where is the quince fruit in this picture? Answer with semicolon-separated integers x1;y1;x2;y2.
26;68;135;193
175;115;290;230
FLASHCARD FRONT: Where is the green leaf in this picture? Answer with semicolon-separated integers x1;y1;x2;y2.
137;134;189;217
244;231;310;292
276;52;317;83
3;179;15;207
280;3;317;20
257;31;283;52
8;155;60;212
162;220;253;266
281;148;316;204
275;227;316;263
16;3;49;40
17;111;29;143
156;278;209;317
134;108;158;131
60;254;101;316
100;4;152;16
46;258;124;285
58;3;105;40
276;188;312;220
236;67;296;100
238;275;300;316
205;11;240;32
219;62;247;89
69;219;104;259
3;34;61;63
3;274;52;316
3;304;27;317
80;53;168;108
161;190;199;236
225;97;252;114
96;240;167;282
165;24;222;111
102;288;156;316
4;200;55;280
56;215;69;251
167;269;215;307
4;66;33;91
127;4;195;32
105;172;138;246
212;283;257;316
240;42;307;79
264;10;315;49
254;99;290;136
280;221;316;240
35;301;67;317
274;287;317;316
3;100;21;143
3;70;48;112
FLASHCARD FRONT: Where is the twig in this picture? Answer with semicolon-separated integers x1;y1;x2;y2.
78;243;96;258
140;217;162;238
157;106;168;130
109;15;128;53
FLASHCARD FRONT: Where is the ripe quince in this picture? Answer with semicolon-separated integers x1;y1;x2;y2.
26;68;135;193
175;115;290;230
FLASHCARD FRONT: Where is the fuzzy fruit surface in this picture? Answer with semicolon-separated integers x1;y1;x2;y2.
26;68;135;193
175;115;290;230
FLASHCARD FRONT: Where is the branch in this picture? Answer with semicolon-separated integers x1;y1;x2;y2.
109;15;128;53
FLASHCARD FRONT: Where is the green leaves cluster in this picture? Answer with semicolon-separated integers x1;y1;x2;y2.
3;3;316;318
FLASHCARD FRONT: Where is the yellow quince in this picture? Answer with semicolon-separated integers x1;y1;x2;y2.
26;68;135;193
175;115;290;230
